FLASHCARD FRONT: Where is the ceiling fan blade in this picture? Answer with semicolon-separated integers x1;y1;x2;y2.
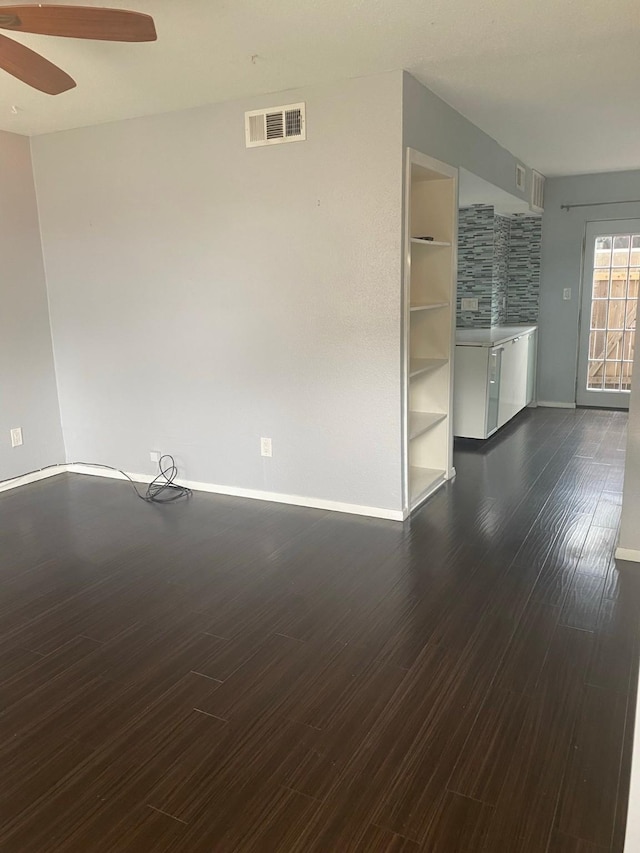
0;32;75;93
0;5;157;42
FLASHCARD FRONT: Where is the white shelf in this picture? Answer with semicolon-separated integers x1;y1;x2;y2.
409;357;448;379
409;411;447;440
409;466;446;506
410;301;449;312
410;238;451;247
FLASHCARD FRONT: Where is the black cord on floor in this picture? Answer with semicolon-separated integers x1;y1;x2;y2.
140;455;192;503
0;454;192;504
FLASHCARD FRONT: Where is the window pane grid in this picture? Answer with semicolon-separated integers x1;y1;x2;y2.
587;234;637;392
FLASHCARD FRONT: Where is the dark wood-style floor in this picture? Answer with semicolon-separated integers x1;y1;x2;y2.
0;407;638;852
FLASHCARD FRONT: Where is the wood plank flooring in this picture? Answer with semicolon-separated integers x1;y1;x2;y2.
0;407;638;852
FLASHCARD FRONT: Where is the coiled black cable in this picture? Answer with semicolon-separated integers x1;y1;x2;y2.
140;454;192;503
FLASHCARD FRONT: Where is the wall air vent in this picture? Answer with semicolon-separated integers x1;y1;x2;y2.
245;102;306;148
515;163;526;192
531;170;545;213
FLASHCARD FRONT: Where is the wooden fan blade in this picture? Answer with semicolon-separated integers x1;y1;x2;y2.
0;5;157;42
0;32;75;93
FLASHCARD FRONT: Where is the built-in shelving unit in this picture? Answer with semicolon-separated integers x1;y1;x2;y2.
410;301;449;312
403;149;458;514
410;238;452;247
409;411;447;440
409;357;448;378
409;466;446;502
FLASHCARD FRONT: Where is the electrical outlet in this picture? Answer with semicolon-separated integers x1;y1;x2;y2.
150;450;161;464
260;437;272;458
461;298;479;311
563;288;572;301
10;427;23;448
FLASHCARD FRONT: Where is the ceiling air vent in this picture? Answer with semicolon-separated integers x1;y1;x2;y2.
245;102;306;148
515;163;526;192
531;170;545;213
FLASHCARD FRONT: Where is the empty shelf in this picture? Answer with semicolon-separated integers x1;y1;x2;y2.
409;357;448;378
410;467;446;506
410;238;451;247
410;301;449;312
409;411;447;440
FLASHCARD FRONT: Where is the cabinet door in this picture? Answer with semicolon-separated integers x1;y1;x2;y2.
498;336;529;427
513;336;529;411
486;346;503;435
453;346;490;439
526;331;537;404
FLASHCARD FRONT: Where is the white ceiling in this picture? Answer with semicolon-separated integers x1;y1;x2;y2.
0;0;638;176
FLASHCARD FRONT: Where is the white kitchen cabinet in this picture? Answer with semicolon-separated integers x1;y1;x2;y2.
526;331;537;405
498;334;530;427
453;326;537;439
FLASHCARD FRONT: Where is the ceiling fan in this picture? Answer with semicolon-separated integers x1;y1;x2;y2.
0;4;156;95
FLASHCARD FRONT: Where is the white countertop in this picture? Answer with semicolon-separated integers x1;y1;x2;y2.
455;325;537;347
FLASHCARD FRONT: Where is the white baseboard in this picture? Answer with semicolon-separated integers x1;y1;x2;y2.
536;401;577;409
1;462;405;521
67;464;154;483
0;465;67;495
615;546;640;563
67;464;404;522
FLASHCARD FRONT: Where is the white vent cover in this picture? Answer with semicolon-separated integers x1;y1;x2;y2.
515;163;526;192
245;102;306;148
531;170;545;212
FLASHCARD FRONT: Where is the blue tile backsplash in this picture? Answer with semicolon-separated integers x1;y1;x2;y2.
493;214;510;327
457;205;542;329
457;205;494;328
506;215;542;324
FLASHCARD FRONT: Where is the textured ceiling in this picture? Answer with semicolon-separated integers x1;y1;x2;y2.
0;0;638;175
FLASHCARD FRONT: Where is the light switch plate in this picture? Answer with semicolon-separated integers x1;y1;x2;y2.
10;427;23;447
461;297;479;311
563;288;571;301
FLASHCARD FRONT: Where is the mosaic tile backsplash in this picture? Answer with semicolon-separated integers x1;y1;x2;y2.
507;215;542;324
493;214;510;327
457;205;494;328
457;205;542;329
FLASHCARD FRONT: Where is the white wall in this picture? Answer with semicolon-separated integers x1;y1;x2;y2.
538;170;640;405
31;72;405;512
0;131;64;481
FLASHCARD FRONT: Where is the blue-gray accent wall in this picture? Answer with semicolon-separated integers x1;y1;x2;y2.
538;170;640;405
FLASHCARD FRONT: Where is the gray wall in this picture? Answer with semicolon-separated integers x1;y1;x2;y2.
31;72;405;511
0;131;64;481
403;72;533;201
538;170;640;405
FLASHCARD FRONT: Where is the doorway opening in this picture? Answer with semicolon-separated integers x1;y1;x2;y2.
577;221;639;408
